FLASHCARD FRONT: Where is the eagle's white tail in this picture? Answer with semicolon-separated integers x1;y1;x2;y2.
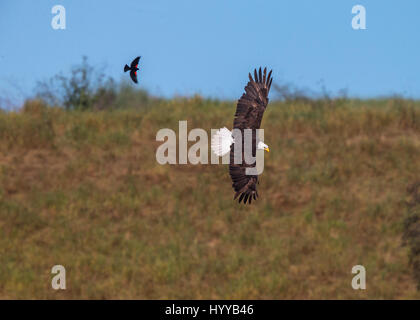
211;127;234;157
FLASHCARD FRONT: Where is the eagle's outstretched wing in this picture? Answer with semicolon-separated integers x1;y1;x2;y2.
233;67;272;130
229;67;273;204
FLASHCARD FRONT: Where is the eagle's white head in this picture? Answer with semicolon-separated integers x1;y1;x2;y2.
257;141;270;152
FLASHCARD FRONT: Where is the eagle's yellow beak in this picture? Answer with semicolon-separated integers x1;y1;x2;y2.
265;147;270;153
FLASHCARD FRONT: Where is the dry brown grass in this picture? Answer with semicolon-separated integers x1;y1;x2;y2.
0;97;419;299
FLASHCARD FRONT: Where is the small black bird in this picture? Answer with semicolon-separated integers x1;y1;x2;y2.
124;56;141;84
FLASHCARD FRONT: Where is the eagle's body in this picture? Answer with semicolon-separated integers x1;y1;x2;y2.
211;67;273;204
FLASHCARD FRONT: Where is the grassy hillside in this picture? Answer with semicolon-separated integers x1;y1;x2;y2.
0;96;420;299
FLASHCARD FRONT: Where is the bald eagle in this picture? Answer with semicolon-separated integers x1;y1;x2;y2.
211;67;273;204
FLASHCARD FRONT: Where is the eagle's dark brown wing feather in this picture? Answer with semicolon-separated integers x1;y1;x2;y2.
229;67;272;204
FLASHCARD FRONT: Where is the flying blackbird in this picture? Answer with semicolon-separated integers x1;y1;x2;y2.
124;56;141;83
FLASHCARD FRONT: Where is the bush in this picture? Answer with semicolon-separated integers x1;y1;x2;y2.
35;56;116;111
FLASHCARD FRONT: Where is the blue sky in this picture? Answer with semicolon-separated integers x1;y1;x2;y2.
1;0;420;106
